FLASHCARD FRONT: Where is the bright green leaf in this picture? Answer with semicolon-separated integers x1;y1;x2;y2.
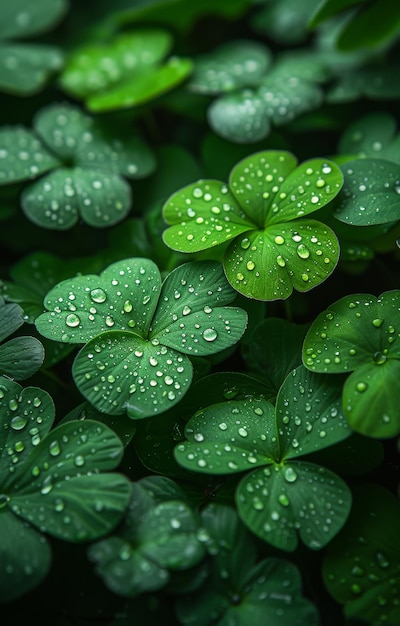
0;44;64;95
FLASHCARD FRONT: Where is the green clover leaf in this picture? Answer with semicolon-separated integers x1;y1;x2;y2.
302;290;400;437
323;484;400;626
0;102;156;229
88;475;205;597
0;297;44;379
176;503;319;626
0;377;131;601
0;0;67;95
163;150;343;300
338;112;400;164
35;258;248;419
174;365;352;551
60;30;193;112
333;158;400;226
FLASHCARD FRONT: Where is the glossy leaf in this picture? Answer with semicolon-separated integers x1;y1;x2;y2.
208;90;271;144
303;290;400;437
188;41;271;94
323;484;400;625
163;150;343;301
60;30;192;112
0;336;44;380
0;44;64;95
36;258;161;343
0;512;51;602
6;419;131;541
88;476;205;597
0;127;59;185
0;297;25;341
162;179;253;253
224;220;339;300
237;461;351;551
73;331;193;418
338;112;400;164
334;159;400;226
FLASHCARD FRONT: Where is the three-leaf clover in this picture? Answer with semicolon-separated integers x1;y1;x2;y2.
60;29;193;112
302;290;400;438
88;475;206;597
0;101;155;229
35;258;248;419
188;42;326;143
0;0;67;95
175;365;352;551
176;502;319;625
163;150;343;301
0;297;44;380
0;377;132;602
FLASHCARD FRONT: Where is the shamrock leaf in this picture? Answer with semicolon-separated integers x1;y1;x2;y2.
188;42;326;143
333;158;400;226
60;30;193;112
0;102;155;229
302;290;400;437
163;150;343;301
323;484;400;626
338;112;400;164
88;476;206;597
176;503;319;626
175;365;352;551
35;258;248;419
0;297;44;379
0;377;131;601
0;0;67;95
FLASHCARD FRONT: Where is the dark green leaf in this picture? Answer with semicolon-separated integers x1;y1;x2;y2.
72;331;193;418
0;512;51;602
323;484;400;625
0;127;59;185
0;336;44;379
208;90;271;144
0;44;64;95
0;0;68;40
334;159;400;226
0;297;25;342
236;460;352;551
337;0;400;51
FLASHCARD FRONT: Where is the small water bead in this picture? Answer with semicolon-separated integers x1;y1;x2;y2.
356;382;368;392
66;313;80;328
241;238;251;249
123;300;133;313
373;351;387;365
283;467;298;483
90;288;107;303
278;494;290;507
246;260;255;271
274;235;285;245
182;305;191;316
74;455;85;467
9;399;19;411
49;440;61;456
276;255;286;267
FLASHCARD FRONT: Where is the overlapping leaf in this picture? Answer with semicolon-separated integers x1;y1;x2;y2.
175;365;352;550
163;150;343;300
60;30;192;112
36;258;248;419
303;290;400;437
0;297;44;379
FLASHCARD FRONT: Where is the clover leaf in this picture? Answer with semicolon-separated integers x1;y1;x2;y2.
88;475;206;597
60;29;193;112
0;297;44;380
188;42;326;143
0;376;131;601
323;484;400;626
175;503;319;626
303;290;400;438
333;158;400;226
175;365;352;551
0;0;67;95
163;150;343;301
0;102;155;229
338;112;400;164
35;258;248;419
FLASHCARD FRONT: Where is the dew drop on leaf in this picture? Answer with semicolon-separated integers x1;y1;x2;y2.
202;328;218;342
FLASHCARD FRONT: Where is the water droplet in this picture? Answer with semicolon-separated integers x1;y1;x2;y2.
49;441;61;456
90;288;107;303
74;455;85;467
296;244;310;259
372;318;383;328
182;305;191;316
246;260;255;271
241;238;251;249
274;235;285;245
356;382;368;392
66;313;80;328
202;328;218;342
283;467;297;483
278;494;290;507
373;351;387;365
123;300;133;313
10;415;28;430
276;255;286;267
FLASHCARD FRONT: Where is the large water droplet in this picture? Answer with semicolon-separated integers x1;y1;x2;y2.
10;415;28;431
90;288;107;303
283;466;298;483
296;244;310;259
66;313;80;328
202;328;218;342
